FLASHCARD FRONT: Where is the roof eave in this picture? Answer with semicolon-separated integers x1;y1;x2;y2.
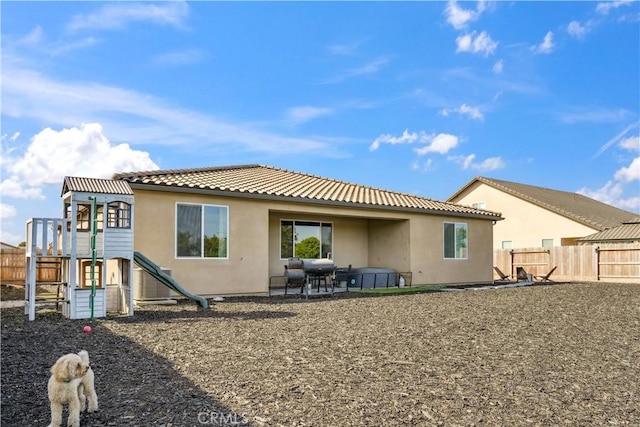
446;176;482;202
455;177;606;230
126;182;502;221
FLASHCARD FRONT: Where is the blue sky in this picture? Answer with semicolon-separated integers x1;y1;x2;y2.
1;1;639;245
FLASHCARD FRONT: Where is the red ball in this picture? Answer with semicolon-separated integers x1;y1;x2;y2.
83;325;92;333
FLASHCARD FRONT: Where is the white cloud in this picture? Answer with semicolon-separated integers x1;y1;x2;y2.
614;157;640;182
532;31;555;54
370;129;420;151
445;0;487;30
67;1;189;32
12;25;99;57
449;154;505;171
596;0;633;15
415;134;459;155
456;31;498;56
567;20;590;39
327;40;363;56
441;104;484;121
17;26;44;45
457;154;477;169
577;181;624;205
411;159;434;172
1;132;20;142
579;131;640;212
474;156;506;171
618;12;640;23
619;135;640;151
577;180;639;212
370;129;459;155
152;48;209;67
617;196;640;212
320;55;392;84
0;124;158;201
0;178;44;199
2;60;335;155
492;59;503;74
562;108;633;125
0;203;17;219
287;106;334;125
50;37;99;56
593;122;638;158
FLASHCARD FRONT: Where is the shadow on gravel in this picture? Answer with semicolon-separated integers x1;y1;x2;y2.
109;306;298;324
1;309;254;426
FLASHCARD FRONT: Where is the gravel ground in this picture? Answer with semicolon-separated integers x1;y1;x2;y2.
1;282;639;426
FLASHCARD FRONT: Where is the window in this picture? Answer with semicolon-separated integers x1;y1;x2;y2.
472;202;486;209
107;202;131;228
444;222;468;259
65;203;103;231
541;239;554;248
502;240;513;249
80;260;103;288
176;203;228;258
281;220;333;259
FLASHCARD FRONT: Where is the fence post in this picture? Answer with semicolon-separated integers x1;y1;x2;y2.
595;246;600;281
509;249;515;278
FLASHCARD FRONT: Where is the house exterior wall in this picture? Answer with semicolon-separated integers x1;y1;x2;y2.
409;215;494;285
450;182;598;249
133;189;269;296
132;187;496;297
368;219;410;272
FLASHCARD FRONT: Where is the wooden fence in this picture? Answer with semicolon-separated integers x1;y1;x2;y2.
494;243;640;283
4;244;638;286
1;248;60;285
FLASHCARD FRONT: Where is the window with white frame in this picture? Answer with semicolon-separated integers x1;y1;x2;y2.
502;240;513;249
472;202;486;209
541;239;554;247
444;222;468;259
176;203;228;258
281;220;332;259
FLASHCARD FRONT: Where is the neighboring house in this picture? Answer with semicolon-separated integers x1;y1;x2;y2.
577;216;640;244
447;176;636;249
109;164;503;296
1;242;21;250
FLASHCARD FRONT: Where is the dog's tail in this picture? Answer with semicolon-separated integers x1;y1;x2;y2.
78;350;90;364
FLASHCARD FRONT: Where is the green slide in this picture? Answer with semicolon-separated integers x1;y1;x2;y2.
133;251;209;309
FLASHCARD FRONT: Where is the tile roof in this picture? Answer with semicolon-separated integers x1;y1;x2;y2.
62;176;133;196
448;176;636;231
113;164;502;219
623;216;640;224
577;216;640;242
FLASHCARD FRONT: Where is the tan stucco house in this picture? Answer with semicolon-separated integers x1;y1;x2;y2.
447;177;636;249
109;165;502;297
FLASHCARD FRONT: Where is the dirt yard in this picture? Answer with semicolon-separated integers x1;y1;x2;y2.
1;282;638;426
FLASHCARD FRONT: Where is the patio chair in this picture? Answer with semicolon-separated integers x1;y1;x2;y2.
516;266;530;281
535;266;557;282
284;258;306;295
493;266;512;282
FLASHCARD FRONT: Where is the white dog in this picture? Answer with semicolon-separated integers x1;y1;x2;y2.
47;350;98;427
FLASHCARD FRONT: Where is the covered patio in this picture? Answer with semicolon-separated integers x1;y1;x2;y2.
268;264;412;298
